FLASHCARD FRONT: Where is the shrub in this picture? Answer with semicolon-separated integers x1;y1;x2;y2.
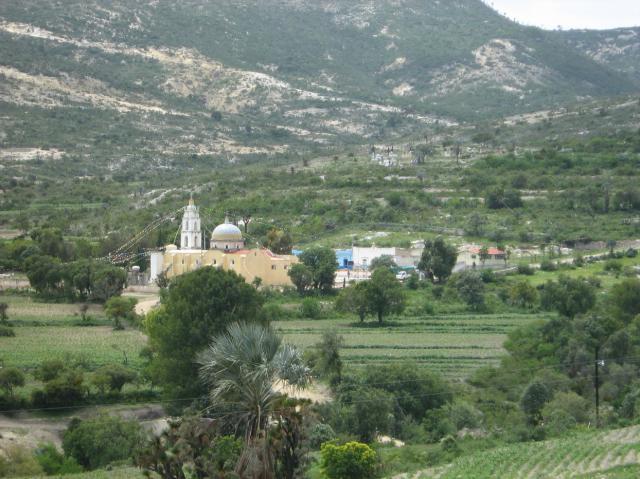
63;415;143;470
517;264;535;276
405;272;420;290
0;367;25;398
35;443;83;475
300;297;323;319
448;401;483;431
625;248;638;258
539;260;557;272
32;370;85;407
309;423;337;449
0;445;43;477
0;325;15;337
262;302;286;321
604;260;623;273
508;281;539;309
542;391;591;424
320;441;378;479
34;359;66;382
440;435;460;454
92;364;137;395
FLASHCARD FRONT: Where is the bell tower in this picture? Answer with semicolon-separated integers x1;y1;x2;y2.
180;195;203;250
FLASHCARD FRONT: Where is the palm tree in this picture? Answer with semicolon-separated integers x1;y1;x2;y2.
197;322;310;478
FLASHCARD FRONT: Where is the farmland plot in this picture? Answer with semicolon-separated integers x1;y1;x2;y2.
411;425;640;479
274;313;549;378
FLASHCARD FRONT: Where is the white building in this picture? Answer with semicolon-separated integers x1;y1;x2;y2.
456;245;508;271
352;246;396;269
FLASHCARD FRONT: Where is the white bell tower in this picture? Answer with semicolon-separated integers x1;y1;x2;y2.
180;195;202;250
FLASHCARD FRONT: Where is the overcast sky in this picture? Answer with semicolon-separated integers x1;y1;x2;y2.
485;0;640;30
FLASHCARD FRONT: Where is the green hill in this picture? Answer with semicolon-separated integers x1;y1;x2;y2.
0;0;638;164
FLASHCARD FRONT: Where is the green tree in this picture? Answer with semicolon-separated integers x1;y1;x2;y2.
313;331;344;384
335;282;369;322
197;322;309;477
299;247;337;292
418;238;458;283
453;271;485;311
0;367;25;398
320;442;378;479
104;296;137;330
62;415;142;470
521;380;552;424
146;267;263;402
369;255;397;271
90;264;127;302
609;279;640;325
288;263;313;294
92;364;137;394
365;268;406;323
508;281;539;309
540;276;596;318
264;228;293;255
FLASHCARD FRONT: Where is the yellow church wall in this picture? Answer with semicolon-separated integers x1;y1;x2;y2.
160;248;297;287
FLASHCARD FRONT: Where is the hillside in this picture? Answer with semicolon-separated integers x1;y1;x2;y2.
0;0;638;165
559;27;640;84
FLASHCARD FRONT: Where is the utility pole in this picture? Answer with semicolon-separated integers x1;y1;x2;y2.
595;345;600;428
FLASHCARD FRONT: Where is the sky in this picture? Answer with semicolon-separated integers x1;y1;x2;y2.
485;0;640;30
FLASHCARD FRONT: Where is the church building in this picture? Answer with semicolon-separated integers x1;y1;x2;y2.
149;198;298;287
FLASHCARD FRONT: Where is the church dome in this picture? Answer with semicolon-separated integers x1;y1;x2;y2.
211;222;243;242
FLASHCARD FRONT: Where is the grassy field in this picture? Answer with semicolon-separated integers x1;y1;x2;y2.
0;293;146;373
409;425;640;479
275;312;549;378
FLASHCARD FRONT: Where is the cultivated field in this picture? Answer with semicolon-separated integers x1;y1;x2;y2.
406;425;640;479
275;313;549;378
0;294;146;372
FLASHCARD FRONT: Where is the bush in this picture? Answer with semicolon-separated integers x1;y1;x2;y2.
92;364;137;395
440;435;460;454
517;264;535;276
32;370;85;407
300;297;323;319
320;442;378;479
0;445;43;477
625;248;638;258
309;423;337;449
508;281;539;309
0;367;25;398
63;415;143;470
539;260;557;272
542;391;591;424
35;443;83;475
262;302;286;321
34;359;66;382
0;325;15;337
448;401;483;431
604;260;623;273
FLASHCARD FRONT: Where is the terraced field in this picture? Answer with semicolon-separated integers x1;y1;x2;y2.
403;426;640;479
275;313;549;378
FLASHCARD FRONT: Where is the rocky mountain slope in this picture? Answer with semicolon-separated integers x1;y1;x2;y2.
0;0;638;164
559;27;640;84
